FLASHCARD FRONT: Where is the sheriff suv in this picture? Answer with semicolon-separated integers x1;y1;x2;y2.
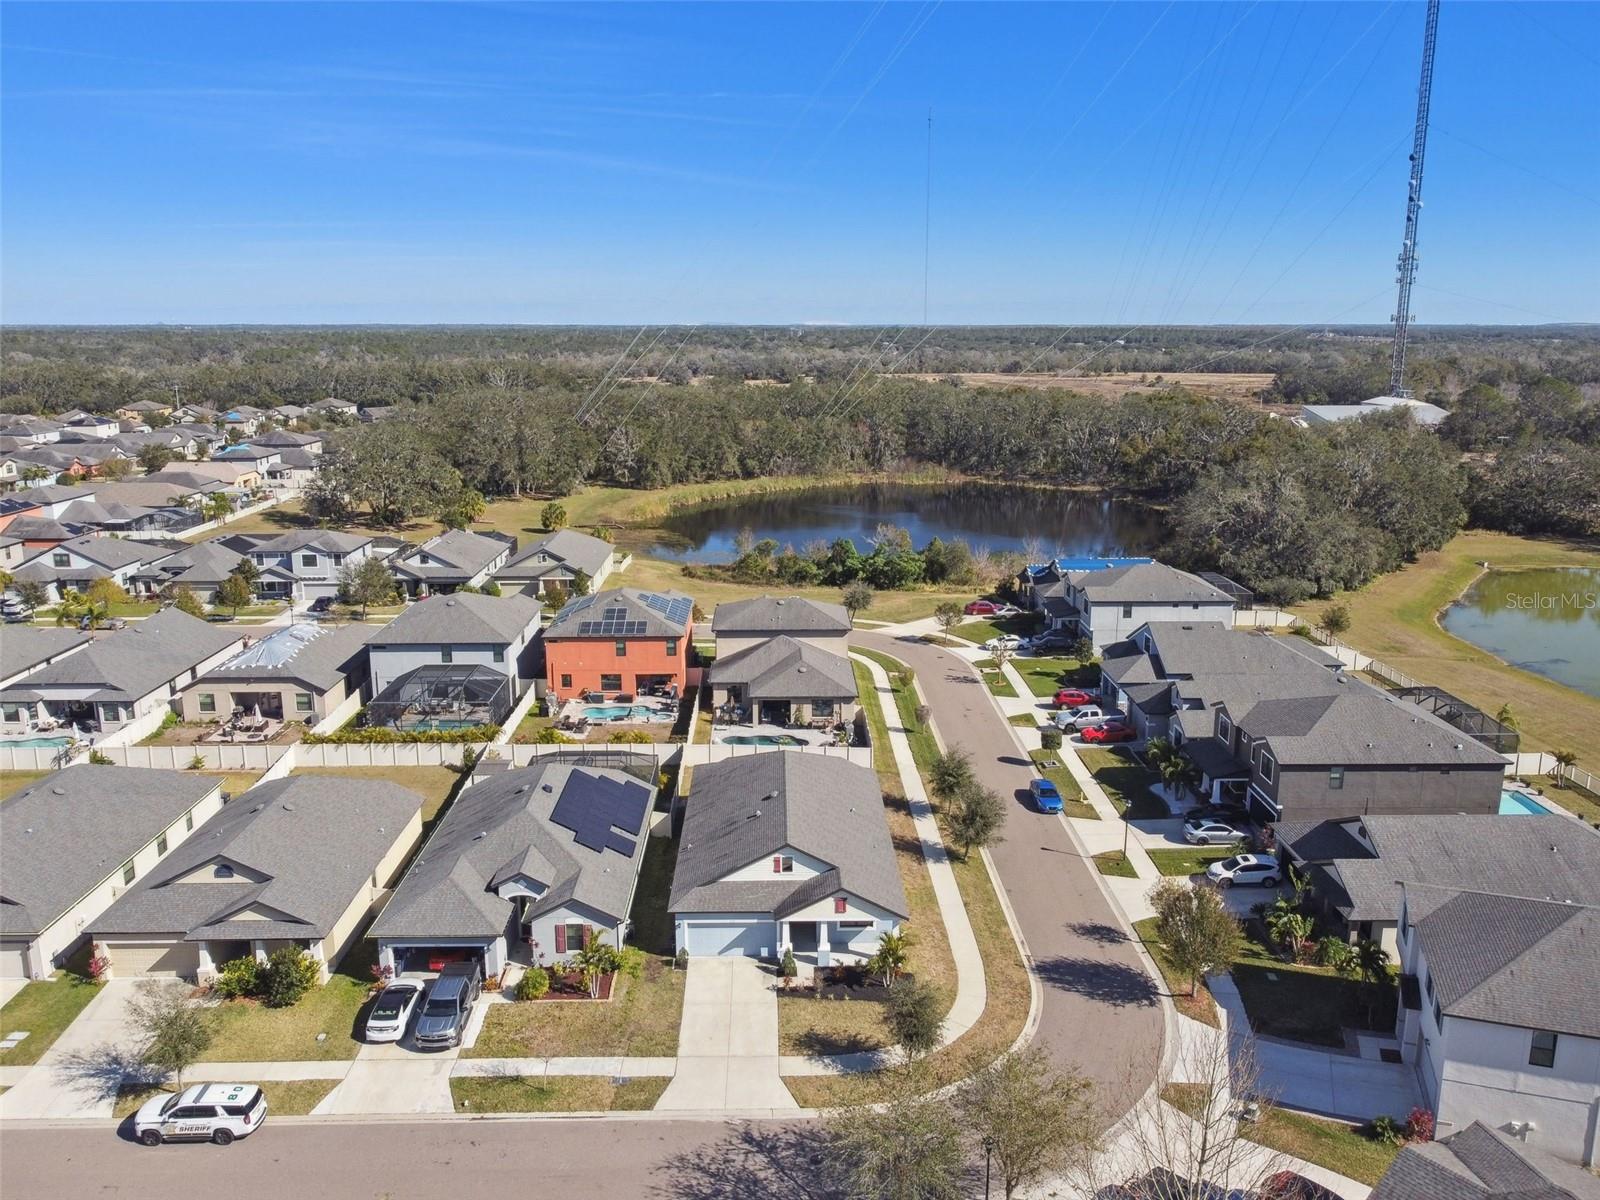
133;1083;268;1147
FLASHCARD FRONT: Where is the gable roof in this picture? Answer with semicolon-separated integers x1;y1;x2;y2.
0;608;243;703
544;587;693;639
1073;561;1236;606
370;591;540;647
370;763;654;938
136;540;247;586
198;621;374;692
712;596;851;636
707;636;857;700
0;626;93;683
670;752;908;919
1407;885;1600;1039
0;767;222;937
1372;1121;1600;1200
389;528;512;583
222;530;373;556
498;528;615;579
89;775;423;942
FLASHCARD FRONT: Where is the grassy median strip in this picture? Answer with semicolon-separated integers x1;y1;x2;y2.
1163;1083;1400;1185
450;1075;669;1113
114;1079;339;1118
1026;749;1100;821
854;648;940;772
1144;847;1233;877
1132;916;1219;1029
1092;851;1137;878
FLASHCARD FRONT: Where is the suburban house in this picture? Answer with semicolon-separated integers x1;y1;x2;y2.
89;775;424;984
115;399;173;422
269;404;310;425
262;448;319;491
542;587;694;703
710;595;852;656
388;527;515;597
59;413;122;440
1098;621;1508;824
493;528;622;596
0;417;64;444
12;483;95;518
1022;557;1237;651
213;442;281;471
179;621;375;730
0;531;28;571
218;404;267;435
1;627;92;693
252;429;323;455
53;496;169;536
370;762;655;978
219;530;379;604
131;540;248;604
0;608;245;741
13;534;178;602
94;477;228;511
669;753;907;962
707;637;858;729
153;461;261;490
1278;813;1600;956
0;767;226;981
308;397;358;420
110;428;198;460
365;592;542;730
1370;1120;1600;1198
1393;881;1600;1165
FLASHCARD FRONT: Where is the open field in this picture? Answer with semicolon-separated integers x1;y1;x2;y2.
1293;529;1600;767
895;371;1278;406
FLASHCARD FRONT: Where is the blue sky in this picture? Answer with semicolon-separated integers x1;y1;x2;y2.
3;1;1596;325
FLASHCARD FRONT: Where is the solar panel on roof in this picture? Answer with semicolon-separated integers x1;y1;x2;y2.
549;771;651;859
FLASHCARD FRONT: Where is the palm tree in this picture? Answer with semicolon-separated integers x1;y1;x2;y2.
1551;749;1578;788
1285;862;1314;908
1347;939;1392;1025
867;930;911;989
55;589;108;630
572;933;619;999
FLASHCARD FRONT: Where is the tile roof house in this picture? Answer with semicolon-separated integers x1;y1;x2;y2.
0;766;226;980
492;528;622;597
180;621;375;730
0;608;245;742
1370;1120;1600;1198
670;752;907;962
89;775;424;983
542;587;694;703
388;528;515;597
1395;881;1600;1166
370;762;655;978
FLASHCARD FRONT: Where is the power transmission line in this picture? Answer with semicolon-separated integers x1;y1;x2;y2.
1386;0;1440;397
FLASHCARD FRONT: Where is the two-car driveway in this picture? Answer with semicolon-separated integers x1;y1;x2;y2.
853;631;1162;1121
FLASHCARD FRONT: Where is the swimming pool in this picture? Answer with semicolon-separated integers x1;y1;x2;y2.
721;734;808;747
582;705;657;722
1499;790;1552;816
401;718;482;732
1;736;72;749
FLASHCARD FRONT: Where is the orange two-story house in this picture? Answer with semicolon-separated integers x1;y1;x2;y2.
542;588;695;702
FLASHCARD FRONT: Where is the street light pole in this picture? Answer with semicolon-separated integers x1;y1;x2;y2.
982;1134;995;1198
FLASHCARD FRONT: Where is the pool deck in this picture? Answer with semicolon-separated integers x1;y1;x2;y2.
710;721;837;748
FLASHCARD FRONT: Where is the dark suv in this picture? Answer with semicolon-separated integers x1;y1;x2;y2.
413;961;483;1050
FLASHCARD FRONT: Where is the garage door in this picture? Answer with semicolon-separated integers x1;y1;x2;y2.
684;922;769;958
0;940;31;979
105;941;199;978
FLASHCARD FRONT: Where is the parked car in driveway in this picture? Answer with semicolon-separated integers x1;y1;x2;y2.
1183;818;1245;846
1079;719;1135;744
984;634;1024;651
413;961;483;1050
1029;778;1064;813
1054;704;1113;730
964;599;1013;616
133;1083;267;1147
1054;688;1097;708
1022;632;1073;652
363;978;423;1043
1205;853;1282;888
307;595;335;616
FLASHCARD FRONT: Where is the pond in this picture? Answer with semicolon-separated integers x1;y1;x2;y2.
1440;566;1600;699
638;482;1163;564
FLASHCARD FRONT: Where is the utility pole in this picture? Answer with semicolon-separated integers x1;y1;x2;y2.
1387;0;1441;398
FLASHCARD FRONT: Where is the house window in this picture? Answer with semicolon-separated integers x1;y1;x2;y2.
813;701;835;719
300;553;317;568
615;640;627;657
1122;604;1133;618
294;693;313;712
492;648;504;663
666;638;679;657
834;897;847;914
2;705;23;723
52;552;70;567
214;864;234;879
837;921;872;930
332;555;344;566
1432;999;1443;1030
555;923;586;954
1529;1031;1558;1068
156;833;168;856
560;673;572;690
122;861;136;885
1217;714;1232;742
1258;752;1276;783
600;673;622;692
772;856;794;874
185;811;194;831
1328;767;1345;790
441;647;454;664
198;693;216;714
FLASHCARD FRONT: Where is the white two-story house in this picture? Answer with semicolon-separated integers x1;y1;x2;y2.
219;530;378;604
1028;558;1237;652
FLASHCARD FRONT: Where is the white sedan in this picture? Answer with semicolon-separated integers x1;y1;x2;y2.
363;978;424;1043
984;634;1024;651
1205;853;1282;888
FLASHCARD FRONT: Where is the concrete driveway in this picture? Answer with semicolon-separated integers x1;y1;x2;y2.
0;978;26;1009
0;979;148;1120
657;958;795;1112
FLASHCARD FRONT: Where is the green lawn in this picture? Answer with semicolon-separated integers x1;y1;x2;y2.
1011;656;1099;698
1008;712;1039;727
779;991;891;1056
1;771;51;801
1132;916;1219;1028
853;648;939;773
626;835;679;957
451;1074;669;1113
1093;851;1137;878
0;969;102;1066
1077;747;1169;819
1026;749;1099;820
200;971;372;1062
464;957;685;1058
1231;929;1397;1048
115;1079;339;1118
971;657;1019;698
1163;1084;1401;1185
1145;847;1235;876
949;614;1041;645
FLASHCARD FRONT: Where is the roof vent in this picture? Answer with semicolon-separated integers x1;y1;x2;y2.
749;810;761;820
542;783;554;793
51;786;65;795
472;831;487;840
281;802;296;812
764;791;780;802
250;804;265;813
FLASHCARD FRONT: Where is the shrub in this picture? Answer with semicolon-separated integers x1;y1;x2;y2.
261;947;320;1008
87;949;111;982
213;956;263;1000
187;752;208;771
1040;726;1063;751
780;947;798;980
674;947;689;971
617;946;646;979
1366;1114;1405;1146
88;749;113;765
886;977;944;1058
303;724;499;745
1315;937;1354;972
608;729;653;744
534;727;579;744
516;966;551;1001
1405;1106;1435;1143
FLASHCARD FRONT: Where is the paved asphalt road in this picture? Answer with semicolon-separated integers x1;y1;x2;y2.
854;631;1163;1121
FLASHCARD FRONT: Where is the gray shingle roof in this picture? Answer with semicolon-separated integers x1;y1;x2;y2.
544;587;693;639
136;540;247;587
1372;1122;1600;1200
498;529;615;580
223;530;373;555
372;592;540;646
0;608;243;704
0;626;92;683
711;596;851;636
0;767;222;936
389;529;511;583
1408;884;1600;1039
89;775;423;942
1075;562;1236;605
370;763;654;939
670;753;908;919
707;636;857;701
198;622;374;692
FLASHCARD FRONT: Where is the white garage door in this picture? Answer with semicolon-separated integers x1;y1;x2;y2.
0;940;31;979
105;941;199;978
684;922;769;958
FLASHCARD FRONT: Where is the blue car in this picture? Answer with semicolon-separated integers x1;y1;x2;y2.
1029;778;1063;814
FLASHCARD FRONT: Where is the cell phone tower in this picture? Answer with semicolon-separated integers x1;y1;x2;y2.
1388;0;1441;398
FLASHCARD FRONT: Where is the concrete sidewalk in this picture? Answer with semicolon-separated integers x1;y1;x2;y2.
0;980;145;1120
656;958;794;1111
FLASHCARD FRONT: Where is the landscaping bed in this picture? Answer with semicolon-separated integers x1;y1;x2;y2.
451;1074;669;1113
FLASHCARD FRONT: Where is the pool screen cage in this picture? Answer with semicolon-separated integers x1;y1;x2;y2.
365;664;512;730
1394;685;1520;755
1197;571;1255;610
